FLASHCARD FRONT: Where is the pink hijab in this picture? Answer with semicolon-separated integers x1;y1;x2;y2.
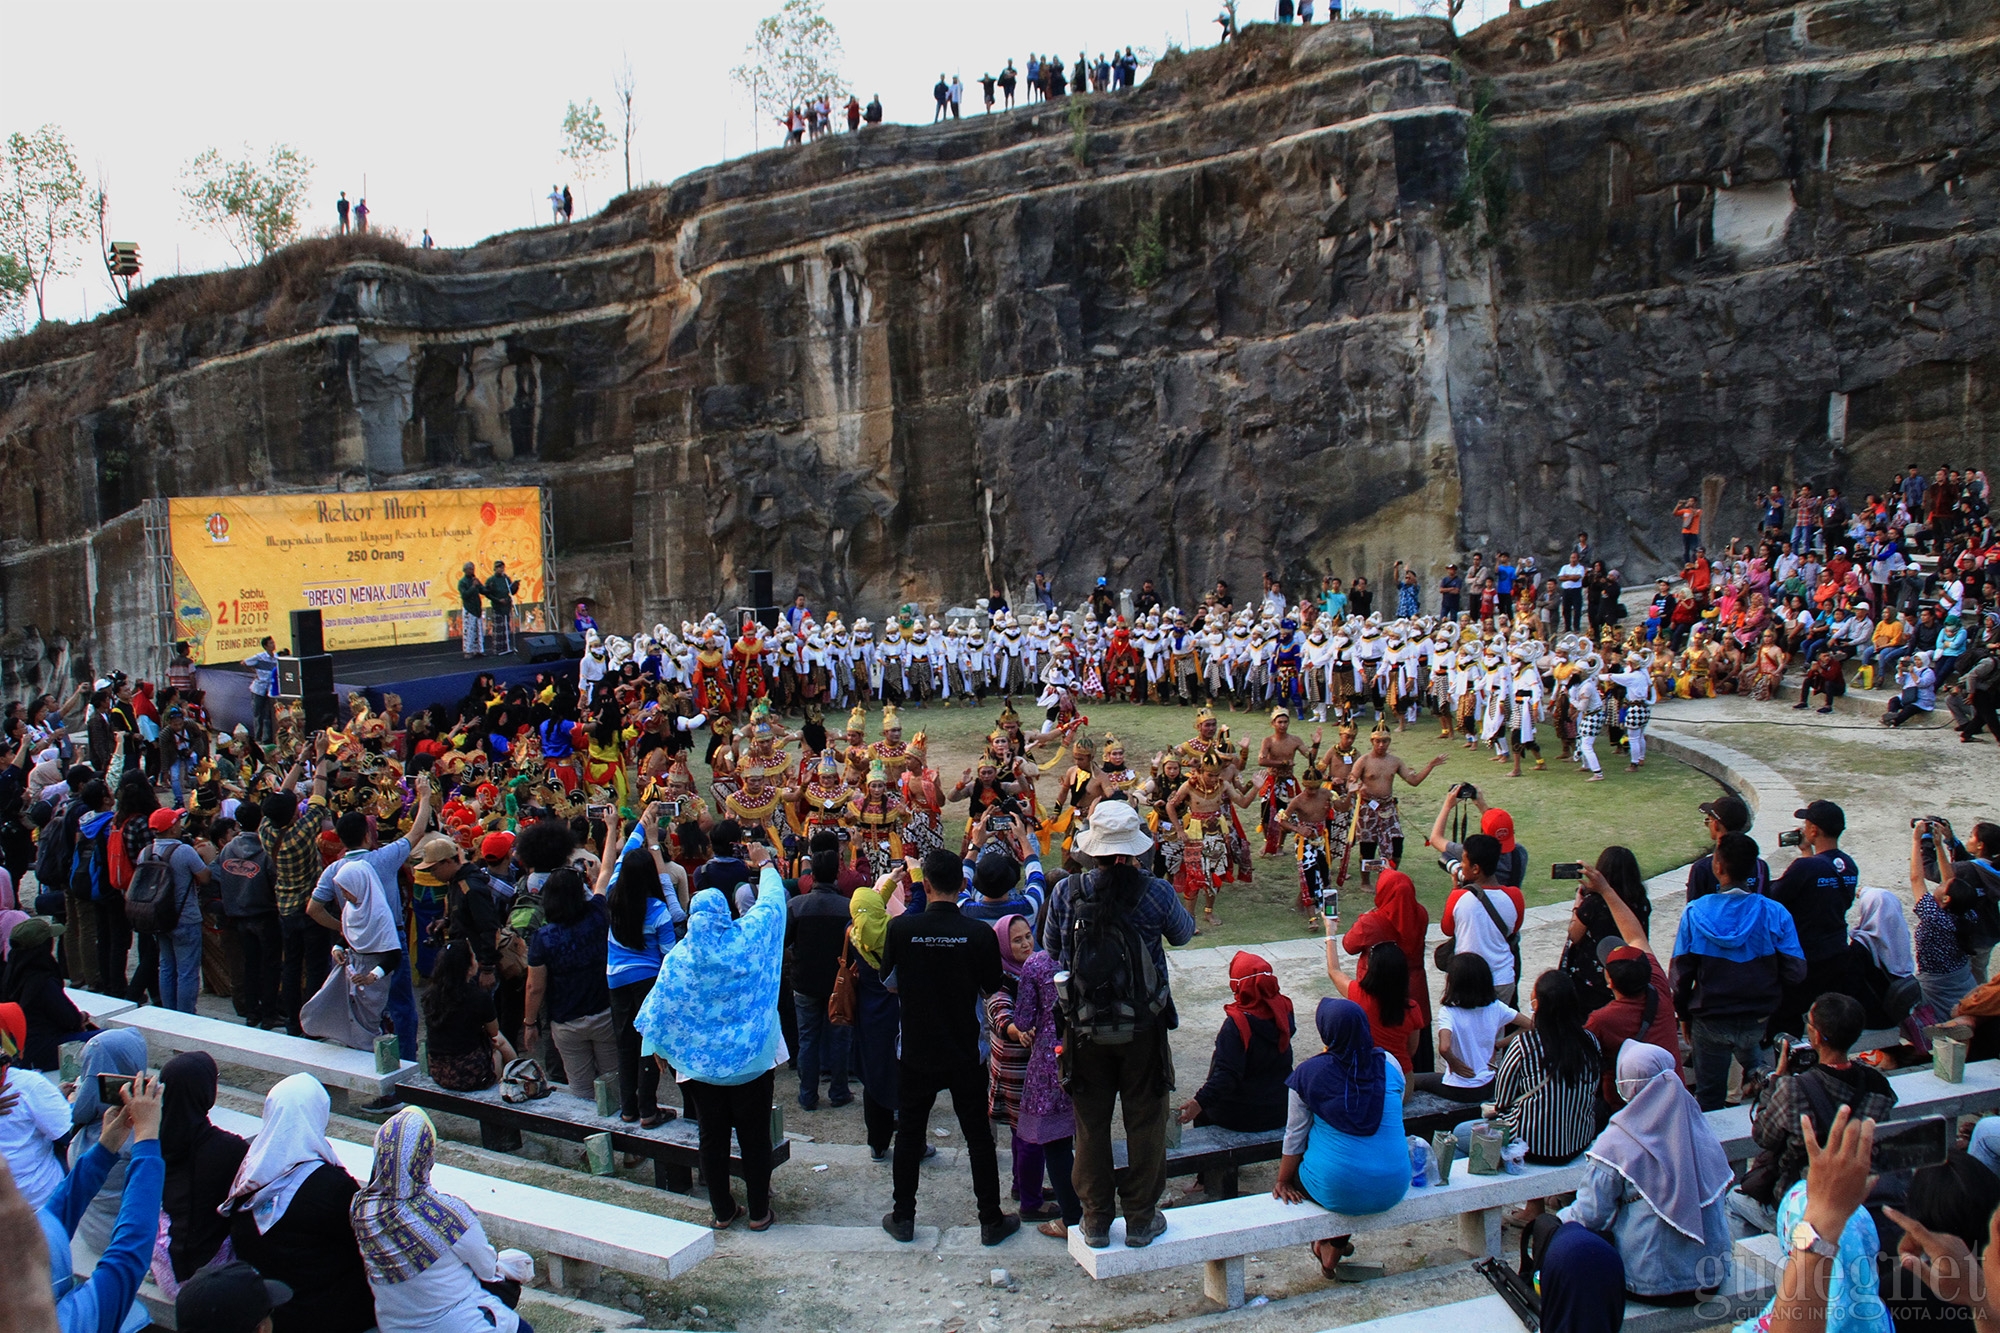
991;914;1029;979
0;869;25;962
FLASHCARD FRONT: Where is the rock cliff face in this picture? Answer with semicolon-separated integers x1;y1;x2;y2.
2;0;1996;678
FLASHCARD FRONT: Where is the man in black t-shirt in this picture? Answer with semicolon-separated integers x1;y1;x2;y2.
1767;800;1859;1038
880;849;1015;1246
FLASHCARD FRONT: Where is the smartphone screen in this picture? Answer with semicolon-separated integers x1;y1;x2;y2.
96;1072;138;1104
1871;1116;1950;1174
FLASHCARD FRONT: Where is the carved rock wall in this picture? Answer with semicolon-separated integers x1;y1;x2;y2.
0;0;1994;672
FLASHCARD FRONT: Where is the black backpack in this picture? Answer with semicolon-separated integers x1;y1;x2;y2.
69;823;105;900
1059;870;1168;1045
124;843;188;935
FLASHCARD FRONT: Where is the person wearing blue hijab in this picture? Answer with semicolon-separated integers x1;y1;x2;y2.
1540;1222;1626;1332
67;1029;149;1262
1273;997;1408;1278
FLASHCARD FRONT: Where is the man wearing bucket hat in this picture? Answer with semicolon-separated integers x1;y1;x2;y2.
1044;800;1196;1249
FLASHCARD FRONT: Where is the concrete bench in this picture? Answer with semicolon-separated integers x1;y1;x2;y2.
1734;1231;1787;1286
1069;1158;1589;1308
209;1106;714;1287
98;1004;414;1098
1123;1094;1465;1199
394;1073;791;1193
63;988;136;1024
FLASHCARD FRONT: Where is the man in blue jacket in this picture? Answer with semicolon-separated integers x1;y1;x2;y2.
1672;833;1807;1110
45;1072;166;1333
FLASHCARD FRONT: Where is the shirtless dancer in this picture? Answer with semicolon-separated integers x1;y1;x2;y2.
1256;708;1321;856
1277;755;1351;928
1345;720;1445;866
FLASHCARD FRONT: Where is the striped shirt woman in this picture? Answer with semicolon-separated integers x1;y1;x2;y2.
1491;971;1602;1165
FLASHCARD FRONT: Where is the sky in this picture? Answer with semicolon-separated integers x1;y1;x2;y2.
3;0;1537;328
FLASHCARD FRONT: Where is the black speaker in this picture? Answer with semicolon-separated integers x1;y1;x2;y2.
756;605;780;630
289;609;325;657
562;632;589;658
750;569;774;609
301;691;340;730
523;633;569;664
275;654;334;699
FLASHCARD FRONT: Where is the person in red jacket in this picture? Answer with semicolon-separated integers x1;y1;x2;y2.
1339;867;1434;1070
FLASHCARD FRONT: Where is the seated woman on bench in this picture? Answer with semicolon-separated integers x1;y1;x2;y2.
1272;997;1409;1280
1412;953;1529;1103
1176;952;1296;1133
1556;1042;1732;1305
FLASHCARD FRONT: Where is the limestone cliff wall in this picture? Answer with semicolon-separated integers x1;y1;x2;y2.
1;0;1995;682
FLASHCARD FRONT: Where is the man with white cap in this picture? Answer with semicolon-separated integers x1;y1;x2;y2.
1042;800;1196;1249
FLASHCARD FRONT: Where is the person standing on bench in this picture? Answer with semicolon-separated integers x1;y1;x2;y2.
308;775;435;1108
880;848;1018;1247
635;839;785;1231
1044;800;1196;1250
1272;996;1410;1281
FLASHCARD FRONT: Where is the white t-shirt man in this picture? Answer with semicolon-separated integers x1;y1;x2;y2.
1437;999;1520;1089
1559;562;1585;591
1443;881;1522;988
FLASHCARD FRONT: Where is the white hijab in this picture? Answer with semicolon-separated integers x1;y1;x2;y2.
1850;886;1916;979
221;1073;344;1233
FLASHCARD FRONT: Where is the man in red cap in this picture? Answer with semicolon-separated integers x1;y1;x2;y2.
1578;867;1678;1106
478;830;517;886
1423;784;1529;888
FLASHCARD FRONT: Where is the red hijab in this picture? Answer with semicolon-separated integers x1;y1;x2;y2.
1223;951;1293;1054
1343;868;1431;1017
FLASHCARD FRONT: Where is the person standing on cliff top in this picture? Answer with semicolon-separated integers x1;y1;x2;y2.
1000;62;1017;107
354;198;369;234
562;186;574;223
980;72;996;113
933;75;949;122
949;76;964;119
336;192;350;235
865;94;883;126
845;95;861;130
548;185;564;224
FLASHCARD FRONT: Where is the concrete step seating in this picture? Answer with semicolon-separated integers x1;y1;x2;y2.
135;1104;715;1329
74;990;414;1098
1076;1058;2000;1309
395;1072;792;1193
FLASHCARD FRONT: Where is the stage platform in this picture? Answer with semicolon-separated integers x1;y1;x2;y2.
196;641;578;734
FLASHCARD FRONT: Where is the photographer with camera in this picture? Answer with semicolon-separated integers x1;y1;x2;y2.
1767;801;1860;1039
959;808;1046;928
1727;992;1896;1240
1908;819;2000;1022
1437;833;1525;1004
1424;783;1528;889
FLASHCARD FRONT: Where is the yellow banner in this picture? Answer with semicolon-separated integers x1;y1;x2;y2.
168;488;547;664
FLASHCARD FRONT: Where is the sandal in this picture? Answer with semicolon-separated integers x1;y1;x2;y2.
711;1206;741;1231
1038;1219;1069;1239
747;1211;777;1232
639;1110;675;1128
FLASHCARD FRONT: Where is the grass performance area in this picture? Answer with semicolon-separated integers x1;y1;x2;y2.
754;698;1722;949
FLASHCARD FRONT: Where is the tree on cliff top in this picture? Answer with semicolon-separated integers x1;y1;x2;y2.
731;0;847;147
0;125;93;326
179;143;313;265
561;98;614;182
